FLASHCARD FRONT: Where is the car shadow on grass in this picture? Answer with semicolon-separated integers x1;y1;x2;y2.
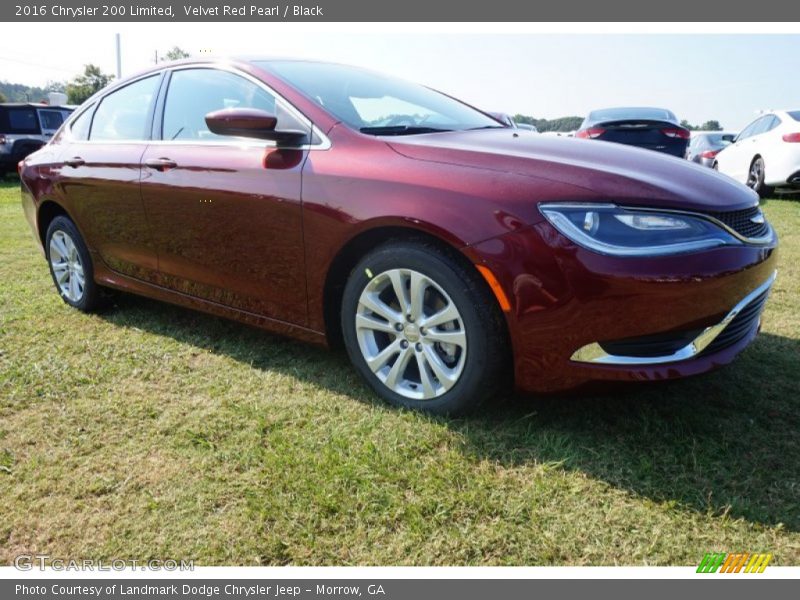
100;293;799;532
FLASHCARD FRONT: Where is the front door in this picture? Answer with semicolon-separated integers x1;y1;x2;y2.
139;67;310;325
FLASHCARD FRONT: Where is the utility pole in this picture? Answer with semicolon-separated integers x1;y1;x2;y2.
115;33;122;79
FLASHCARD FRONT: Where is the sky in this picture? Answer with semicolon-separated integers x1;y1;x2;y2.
1;25;798;130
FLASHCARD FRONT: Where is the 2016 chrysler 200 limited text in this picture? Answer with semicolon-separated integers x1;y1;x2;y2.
20;59;778;415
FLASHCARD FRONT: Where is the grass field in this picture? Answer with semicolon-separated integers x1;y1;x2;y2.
1;179;798;566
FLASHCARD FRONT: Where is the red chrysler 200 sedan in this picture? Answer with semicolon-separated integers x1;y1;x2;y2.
19;59;778;415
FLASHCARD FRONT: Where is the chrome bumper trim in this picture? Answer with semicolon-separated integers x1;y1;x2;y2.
570;270;777;366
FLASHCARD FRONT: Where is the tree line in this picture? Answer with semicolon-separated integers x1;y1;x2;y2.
512;114;724;132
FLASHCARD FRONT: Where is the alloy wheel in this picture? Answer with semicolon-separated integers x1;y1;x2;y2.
747;159;764;190
49;230;85;302
355;268;467;400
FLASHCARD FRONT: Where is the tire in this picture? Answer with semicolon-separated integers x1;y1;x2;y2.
747;157;774;198
45;215;106;312
341;240;508;415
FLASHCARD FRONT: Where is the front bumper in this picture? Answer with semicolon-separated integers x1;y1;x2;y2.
570;271;775;365
466;220;779;393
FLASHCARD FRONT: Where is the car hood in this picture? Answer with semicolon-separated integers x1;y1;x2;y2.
386;129;758;212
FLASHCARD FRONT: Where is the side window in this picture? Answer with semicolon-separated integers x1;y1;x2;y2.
765;115;781;133
751;116;773;136
38;110;65;131
161;69;308;142
90;75;160;141
6;108;39;134
69;105;95;140
737;118;762;141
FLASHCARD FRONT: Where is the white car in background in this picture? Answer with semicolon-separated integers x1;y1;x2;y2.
714;109;800;197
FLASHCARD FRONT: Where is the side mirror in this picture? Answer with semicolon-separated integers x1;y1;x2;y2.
204;108;307;144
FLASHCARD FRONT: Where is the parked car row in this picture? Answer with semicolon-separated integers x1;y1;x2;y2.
565;105;800;197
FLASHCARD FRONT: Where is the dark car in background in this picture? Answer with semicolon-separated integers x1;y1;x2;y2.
576;107;690;157
686;131;737;167
0;103;73;177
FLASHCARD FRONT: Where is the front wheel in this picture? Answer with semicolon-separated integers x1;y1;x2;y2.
341;241;508;415
747;157;774;198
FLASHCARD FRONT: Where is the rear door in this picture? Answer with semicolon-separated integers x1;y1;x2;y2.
55;74;162;280
139;67;310;324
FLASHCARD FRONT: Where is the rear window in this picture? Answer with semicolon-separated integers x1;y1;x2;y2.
788;110;800;122
0;107;40;134
588;107;676;122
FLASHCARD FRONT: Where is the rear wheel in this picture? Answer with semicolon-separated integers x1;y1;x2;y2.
341;241;508;415
45;216;106;312
747;157;774;198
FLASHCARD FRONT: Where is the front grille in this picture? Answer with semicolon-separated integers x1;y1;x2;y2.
701;288;770;355
703;206;769;240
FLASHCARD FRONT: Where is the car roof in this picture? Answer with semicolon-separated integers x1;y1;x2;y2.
0;103;73;109
692;131;736;136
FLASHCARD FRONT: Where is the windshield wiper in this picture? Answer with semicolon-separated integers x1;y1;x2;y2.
359;125;453;136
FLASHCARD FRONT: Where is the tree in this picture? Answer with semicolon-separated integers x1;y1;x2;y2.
0;91;6;103
161;46;190;62
512;114;584;132
700;120;723;131
680;119;697;131
66;64;114;104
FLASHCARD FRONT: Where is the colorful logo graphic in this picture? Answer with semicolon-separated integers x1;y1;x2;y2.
697;552;772;573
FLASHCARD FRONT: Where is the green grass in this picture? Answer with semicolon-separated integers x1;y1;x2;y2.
1;179;798;566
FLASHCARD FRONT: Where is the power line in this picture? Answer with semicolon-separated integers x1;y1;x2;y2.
0;55;77;75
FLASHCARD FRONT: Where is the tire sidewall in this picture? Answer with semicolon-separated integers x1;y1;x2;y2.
751;157;773;197
45;216;97;311
341;243;497;415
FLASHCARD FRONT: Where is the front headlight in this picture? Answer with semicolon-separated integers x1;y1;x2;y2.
539;203;741;257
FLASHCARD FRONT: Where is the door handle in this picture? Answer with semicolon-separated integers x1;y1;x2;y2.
144;157;178;171
64;156;85;168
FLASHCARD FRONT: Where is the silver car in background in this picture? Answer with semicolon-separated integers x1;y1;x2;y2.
686;131;737;167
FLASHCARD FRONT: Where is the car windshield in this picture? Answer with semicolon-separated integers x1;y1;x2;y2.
788;110;800;122
259;61;502;135
588;107;676;122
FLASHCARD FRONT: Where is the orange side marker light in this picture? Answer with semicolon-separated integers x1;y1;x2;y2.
476;265;511;313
